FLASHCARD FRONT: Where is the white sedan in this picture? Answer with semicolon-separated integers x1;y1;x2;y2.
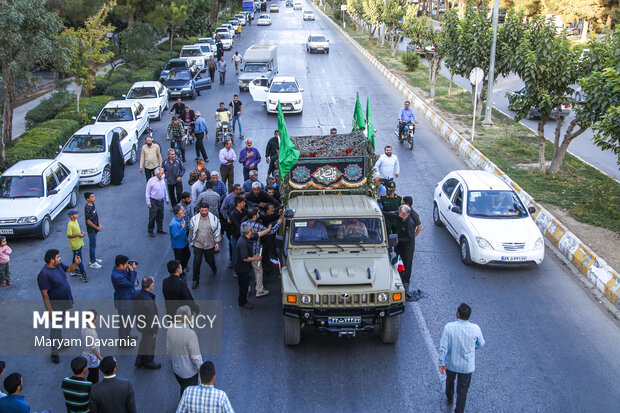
93;100;149;141
124;81;168;120
303;10;315;20
56;124;137;187
432;170;545;266
257;14;272;25
0;159;79;239
249;75;304;114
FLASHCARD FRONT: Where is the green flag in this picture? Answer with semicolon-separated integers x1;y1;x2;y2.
352;92;366;131
277;101;300;178
366;96;375;149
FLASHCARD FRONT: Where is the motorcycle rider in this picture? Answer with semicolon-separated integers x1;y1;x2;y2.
398;101;418;139
168;98;186;117
214;102;232;142
181;105;195;143
166;116;187;163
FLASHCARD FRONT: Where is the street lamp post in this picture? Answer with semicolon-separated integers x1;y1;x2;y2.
483;0;500;126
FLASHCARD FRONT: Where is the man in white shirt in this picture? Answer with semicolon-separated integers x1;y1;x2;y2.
167;305;203;398
375;145;400;181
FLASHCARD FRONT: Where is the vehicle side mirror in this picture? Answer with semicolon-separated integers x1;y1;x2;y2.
48;189;59;195
388;234;398;249
137;115;143;119
91;116;97;120
327;40;330;42
58;145;63;151
122;94;126;98
299;88;305;92
451;205;462;214
528;206;537;215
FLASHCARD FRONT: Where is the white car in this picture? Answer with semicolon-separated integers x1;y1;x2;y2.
93;100;149;141
235;14;247;25
196;37;217;53
123;81;168;121
257;14;272;25
432;170;545;266
303;10;315;20
0;159;79;239
56;124;137;187
217;32;234;50
249;75;304;114
227;19;239;32
293;2;302;10
221;24;236;37
193;43;215;61
306;34;329;53
179;45;205;70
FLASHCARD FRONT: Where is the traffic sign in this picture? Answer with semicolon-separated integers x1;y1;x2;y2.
469;67;484;86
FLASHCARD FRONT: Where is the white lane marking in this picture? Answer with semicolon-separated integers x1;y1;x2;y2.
322;67;325;74
411;302;446;383
331;96;336;105
326;80;330;87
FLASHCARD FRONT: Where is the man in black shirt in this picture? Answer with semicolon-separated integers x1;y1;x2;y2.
228;95;243;139
229;196;247;272
162;260;200;316
215;35;224;60
62;356;92;413
246;183;280;210
133;276;161;369
84;192;103;270
235;222;261;308
394;204;421;302
168;98;186;116
265;130;280;177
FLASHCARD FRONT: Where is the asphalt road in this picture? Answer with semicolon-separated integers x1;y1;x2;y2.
1;2;620;412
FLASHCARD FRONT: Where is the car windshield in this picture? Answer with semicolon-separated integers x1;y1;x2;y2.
197;45;210;53
0;175;44;198
63;134;105;153
291;218;383;244
165;61;185;70
311;36;327;42
97;107;133;122
126;87;157;99
467;190;528;218
304;11;313;14
219;33;231;39
168;71;191;80
181;49;202;57
270;81;299;93
244;63;268;72
259;15;269;19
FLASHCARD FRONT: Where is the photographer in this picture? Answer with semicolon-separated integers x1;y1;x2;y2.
111;255;138;344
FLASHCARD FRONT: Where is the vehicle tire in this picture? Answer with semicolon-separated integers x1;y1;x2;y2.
460;237;473;265
128;145;137;165
99;166;111;187
39;216;52;239
408;135;414;150
68;187;78;208
283;316;301;345
432;202;443;226
197;90;201;96
155;108;161;121
380;315;401;344
190;90;196;100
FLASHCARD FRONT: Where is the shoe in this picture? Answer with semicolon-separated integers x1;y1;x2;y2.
239;135;244;139
143;361;162;370
256;289;270;298
192;280;199;289
239;302;254;309
135;361;143;369
70;272;81;277
51;355;60;364
148;232;155;238
405;291;413;301
157;230;167;234
408;290;426;302
96;258;103;264
89;262;102;269
6;281;11;286
80;275;89;283
247;288;252;297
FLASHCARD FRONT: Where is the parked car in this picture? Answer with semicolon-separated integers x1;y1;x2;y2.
235;13;247;25
179;45;206;70
433;170;544;266
270;4;280;12
303;10;315;20
164;68;211;99
159;58;196;82
257;14;272;25
286;0;293;7
193;44;214;61
221;23;236;37
507;87;572;120
249;75;304;114
93;100;150;140
217;32;234;50
123;81;168;121
0;159;79;238
406;41;435;57
56;124;136;187
293;2;302;10
306;34;329;54
196;37;217;53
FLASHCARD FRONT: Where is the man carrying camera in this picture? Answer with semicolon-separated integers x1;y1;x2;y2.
111;255;138;344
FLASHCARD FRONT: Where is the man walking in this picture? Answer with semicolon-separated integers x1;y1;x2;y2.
67;209;88;283
231;51;242;75
38;249;80;363
176;361;235;413
265;130;280;177
193;111;209;161
217;56;228;85
170;205;191;273
393;205;421;301
146;167;170;236
133;276;161;369
215;35;224;61
62;356;92;413
111;255;138;343
245;208;281;298
163;260;200;316
167;305;203;398
438;303;485;413
189;204;221;289
163;149;186;207
84;192;103;271
89;356;137;413
375;145;400;182
219;140;236;193
235;223;262;309
239;138;261;181
207;55;216;82
191;170;208;204
139;135;163;182
228;95;243;138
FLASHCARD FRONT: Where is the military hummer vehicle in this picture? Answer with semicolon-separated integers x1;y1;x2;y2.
278;131;405;345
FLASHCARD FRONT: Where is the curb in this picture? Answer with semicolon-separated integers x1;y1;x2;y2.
312;3;620;308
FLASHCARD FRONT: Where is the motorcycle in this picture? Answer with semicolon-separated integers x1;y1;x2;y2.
396;121;415;150
182;121;195;144
215;121;234;145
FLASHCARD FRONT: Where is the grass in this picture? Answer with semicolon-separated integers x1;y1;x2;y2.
320;4;620;234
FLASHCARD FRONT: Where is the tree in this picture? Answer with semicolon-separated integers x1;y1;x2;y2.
0;0;64;160
382;0;407;56
146;0;189;52
177;0;211;39
46;0;106;28
61;0;116;111
362;0;383;37
544;0;605;41
115;22;157;70
114;0;153;27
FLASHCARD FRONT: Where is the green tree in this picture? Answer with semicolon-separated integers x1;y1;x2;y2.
116;22;157;69
146;0;189;52
362;0;383;38
0;0;65;159
61;0;116;111
544;0;605;41
382;0;407;56
114;0;153;27
177;0;211;39
46;0;106;28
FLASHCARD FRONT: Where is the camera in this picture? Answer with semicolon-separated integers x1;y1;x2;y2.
128;260;139;266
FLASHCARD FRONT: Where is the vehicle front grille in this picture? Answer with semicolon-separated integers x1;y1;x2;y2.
313;293;377;307
502;242;525;251
0;219;17;224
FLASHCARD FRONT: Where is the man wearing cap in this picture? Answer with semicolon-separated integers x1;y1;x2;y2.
265;130;280;177
239;138;261;181
375;145;400;182
242;170;264;193
218;140;236;193
188;158;210;187
166;116;186;163
66;209;88;283
379;181;402;235
193;111;209;161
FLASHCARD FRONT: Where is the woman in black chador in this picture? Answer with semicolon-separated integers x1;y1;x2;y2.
109;132;125;185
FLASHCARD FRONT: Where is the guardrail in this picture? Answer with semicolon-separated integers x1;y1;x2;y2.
312;2;620;307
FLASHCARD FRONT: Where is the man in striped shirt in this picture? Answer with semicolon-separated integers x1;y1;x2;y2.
62;356;92;413
176;361;234;413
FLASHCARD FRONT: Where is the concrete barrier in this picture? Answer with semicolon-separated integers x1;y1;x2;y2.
312;3;620;307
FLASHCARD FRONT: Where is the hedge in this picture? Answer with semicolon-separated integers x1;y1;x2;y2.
57;95;114;124
24;89;75;130
103;82;133;99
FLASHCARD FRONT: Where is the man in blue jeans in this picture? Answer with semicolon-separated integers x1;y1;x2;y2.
84;192;103;270
228;94;243;139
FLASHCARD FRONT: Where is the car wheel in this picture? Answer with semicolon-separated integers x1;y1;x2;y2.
68;187;78;208
380;315;401;344
39;216;51;239
190;90;196;100
99;166;111;187
432;202;443;226
128;145;137;165
155;108;161;121
197;90;201;96
283;316;301;345
460;237;473;265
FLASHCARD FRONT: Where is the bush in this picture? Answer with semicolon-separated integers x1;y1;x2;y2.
103;82;133;99
401;52;420;71
24;89;75;130
128;68;156;83
57;95;114;125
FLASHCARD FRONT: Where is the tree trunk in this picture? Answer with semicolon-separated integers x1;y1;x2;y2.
471;81;486;120
537;120;547;173
448;72;454;96
580;20;589;42
2;69;15;159
380;24;386;46
429;57;441;100
169;27;174;52
127;13;135;28
76;85;81;113
551;105;563;161
549;119;588;173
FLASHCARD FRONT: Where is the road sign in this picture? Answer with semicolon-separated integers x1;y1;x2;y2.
469;67;484;86
341;5;347;10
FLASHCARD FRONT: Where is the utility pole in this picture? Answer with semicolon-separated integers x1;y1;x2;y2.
483;0;500;126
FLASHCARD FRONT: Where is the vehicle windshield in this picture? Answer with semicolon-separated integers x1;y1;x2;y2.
165;61;185;70
0;175;44;198
259;15;269;19
63;135;105;153
197;45;210;53
180;49;202;57
291;218;383;244
304;11;313;14
270;81;299;93
168;71;191;80
97;107;133;122
467;190;528;218
310;36;327;42
244;63;268;72
126;87;157;99
219;33;231;39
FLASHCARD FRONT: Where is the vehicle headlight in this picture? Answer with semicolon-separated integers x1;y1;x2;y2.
534;237;544;249
301;294;312;305
268;100;277;105
17;216;38;224
293;100;302;105
377;292;388;303
475;237;494;250
81;168;99;174
182;87;192;91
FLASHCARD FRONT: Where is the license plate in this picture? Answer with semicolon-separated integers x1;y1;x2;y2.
282;104;293;110
501;256;527;262
328;316;361;325
0;229;14;235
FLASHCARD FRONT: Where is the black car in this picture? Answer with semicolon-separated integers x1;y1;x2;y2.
160;59;196;82
163;68;211;100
